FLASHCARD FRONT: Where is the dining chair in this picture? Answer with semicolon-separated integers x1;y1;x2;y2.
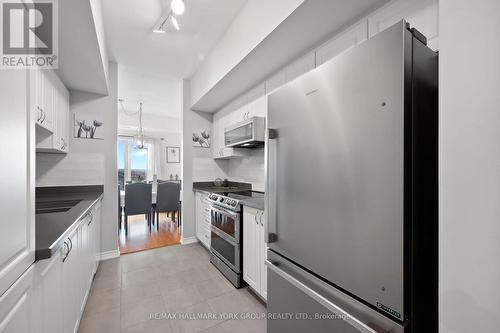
123;183;153;235
153;182;181;231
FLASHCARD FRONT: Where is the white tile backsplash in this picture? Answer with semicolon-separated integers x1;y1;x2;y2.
36;152;105;186
225;149;265;192
193;157;228;182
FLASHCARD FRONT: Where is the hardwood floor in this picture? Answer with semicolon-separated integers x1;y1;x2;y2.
119;213;181;254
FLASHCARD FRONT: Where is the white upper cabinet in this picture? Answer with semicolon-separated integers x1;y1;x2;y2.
32;69;54;133
265;53;315;94
212;84;266;160
284;52;316;83
35;70;70;153
247;95;267;119
368;0;438;50
0;69;35;298
316;20;368;67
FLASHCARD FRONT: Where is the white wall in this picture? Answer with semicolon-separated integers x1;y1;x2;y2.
118;111;183;181
439;0;500;332
158;133;182;181
36;62;119;254
182;80;226;242
118;109;181;134
190;0;304;106
89;0;109;86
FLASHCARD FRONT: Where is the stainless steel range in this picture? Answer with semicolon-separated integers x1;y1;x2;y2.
208;191;262;288
208;192;243;288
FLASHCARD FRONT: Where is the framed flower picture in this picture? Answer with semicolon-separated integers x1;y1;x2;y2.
192;129;210;148
74;114;104;140
167;146;180;163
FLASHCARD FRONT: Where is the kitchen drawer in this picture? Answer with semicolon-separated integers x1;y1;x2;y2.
200;225;211;248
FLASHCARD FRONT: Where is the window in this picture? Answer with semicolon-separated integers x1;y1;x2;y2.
118;137;150;187
130;143;148;182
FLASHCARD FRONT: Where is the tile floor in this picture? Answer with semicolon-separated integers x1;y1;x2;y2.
78;243;267;333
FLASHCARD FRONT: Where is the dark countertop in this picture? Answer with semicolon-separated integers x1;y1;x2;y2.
240;197;265;211
229;192;265;211
193;181;252;194
35;186;104;260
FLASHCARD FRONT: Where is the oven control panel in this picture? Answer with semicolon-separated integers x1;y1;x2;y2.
208;193;240;210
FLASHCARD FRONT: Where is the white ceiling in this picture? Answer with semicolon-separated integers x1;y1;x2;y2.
102;0;247;118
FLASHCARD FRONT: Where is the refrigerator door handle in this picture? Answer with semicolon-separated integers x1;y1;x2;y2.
265;128;278;243
265;260;387;333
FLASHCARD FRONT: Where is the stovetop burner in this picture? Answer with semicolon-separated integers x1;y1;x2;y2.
207;191;264;210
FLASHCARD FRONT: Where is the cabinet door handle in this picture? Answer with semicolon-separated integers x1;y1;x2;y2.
68;237;73;254
62;241;70;262
87;212;94;226
40;110;46;124
259;212;263;226
254;213;258;224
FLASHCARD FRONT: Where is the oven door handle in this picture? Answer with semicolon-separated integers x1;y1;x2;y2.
211;225;239;245
210;206;240;218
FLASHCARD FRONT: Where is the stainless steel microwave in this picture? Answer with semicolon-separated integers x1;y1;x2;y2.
224;116;265;148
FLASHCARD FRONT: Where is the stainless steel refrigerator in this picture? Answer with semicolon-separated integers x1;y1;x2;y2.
265;20;438;333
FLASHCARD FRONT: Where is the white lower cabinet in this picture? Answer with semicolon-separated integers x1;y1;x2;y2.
63;229;80;333
195;192;211;248
0;266;36;333
29;199;102;333
242;206;267;300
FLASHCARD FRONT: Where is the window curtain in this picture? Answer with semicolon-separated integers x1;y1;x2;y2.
145;138;164;181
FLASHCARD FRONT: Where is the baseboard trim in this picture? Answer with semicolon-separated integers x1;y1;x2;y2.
99;249;120;260
181;236;198;245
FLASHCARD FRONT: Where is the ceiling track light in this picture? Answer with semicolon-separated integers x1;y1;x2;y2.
170;15;180;31
153;11;182;33
153;1;185;33
171;0;185;15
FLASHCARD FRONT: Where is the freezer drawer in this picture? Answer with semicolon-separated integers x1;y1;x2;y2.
266;250;406;333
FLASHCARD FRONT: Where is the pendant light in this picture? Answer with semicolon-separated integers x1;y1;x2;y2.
134;102;146;149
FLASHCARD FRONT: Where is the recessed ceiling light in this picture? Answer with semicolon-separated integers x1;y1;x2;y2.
171;15;180;31
171;0;185;15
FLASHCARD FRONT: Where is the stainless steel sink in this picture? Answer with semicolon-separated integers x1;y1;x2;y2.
36;200;81;214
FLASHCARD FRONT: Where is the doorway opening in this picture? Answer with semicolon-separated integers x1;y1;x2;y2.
118;136;181;254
